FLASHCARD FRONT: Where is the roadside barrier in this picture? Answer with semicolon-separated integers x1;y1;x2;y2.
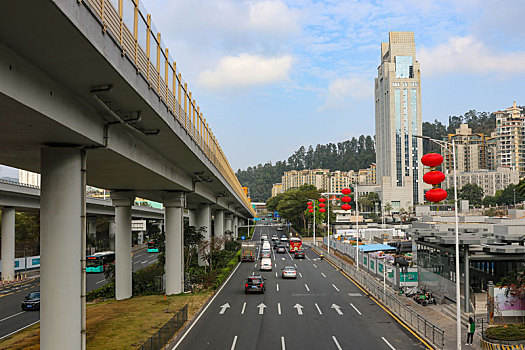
311;244;445;349
138;304;188;350
481;340;525;349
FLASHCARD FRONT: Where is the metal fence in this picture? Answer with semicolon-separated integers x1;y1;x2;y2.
138;304;188;350
311;245;445;349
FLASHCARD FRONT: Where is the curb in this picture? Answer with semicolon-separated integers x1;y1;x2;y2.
481;339;525;349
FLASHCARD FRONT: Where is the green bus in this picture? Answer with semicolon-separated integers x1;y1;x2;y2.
86;251;115;273
147;240;159;253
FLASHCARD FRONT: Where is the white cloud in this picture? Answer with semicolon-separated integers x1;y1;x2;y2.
319;75;373;111
419;36;525;76
198;54;293;88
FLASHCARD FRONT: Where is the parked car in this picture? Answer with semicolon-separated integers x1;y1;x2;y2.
245;276;266;294
276;245;286;253
294;250;305;259
282;266;297;279
260;258;272;271
21;291;40;311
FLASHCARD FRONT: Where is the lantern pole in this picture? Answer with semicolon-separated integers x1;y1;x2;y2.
355;183;359;271
307;199;316;247
416;135;461;350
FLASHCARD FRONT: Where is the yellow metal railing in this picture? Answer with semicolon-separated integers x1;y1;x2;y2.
83;0;254;216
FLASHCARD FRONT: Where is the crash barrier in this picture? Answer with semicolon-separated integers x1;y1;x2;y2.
481;339;525;349
311;244;445;349
138;304;188;350
0;256;40;273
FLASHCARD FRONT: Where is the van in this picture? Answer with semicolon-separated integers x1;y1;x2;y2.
260;258;272;271
262;241;271;251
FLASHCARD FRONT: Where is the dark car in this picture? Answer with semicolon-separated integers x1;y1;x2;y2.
21;291;40;311
244;276;266;294
276;245;286;253
294;250;305;259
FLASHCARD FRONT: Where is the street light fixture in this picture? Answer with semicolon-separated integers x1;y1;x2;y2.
415;134;461;350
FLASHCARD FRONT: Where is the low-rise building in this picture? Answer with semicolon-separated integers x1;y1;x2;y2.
443;166;519;196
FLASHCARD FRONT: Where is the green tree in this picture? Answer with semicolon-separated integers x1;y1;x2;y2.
482;195;498;207
459;183;484;206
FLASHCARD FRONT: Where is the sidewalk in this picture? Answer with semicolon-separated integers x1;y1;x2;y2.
314;244;482;350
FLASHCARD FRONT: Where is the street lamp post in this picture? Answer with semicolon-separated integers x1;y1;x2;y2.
416;135;461;350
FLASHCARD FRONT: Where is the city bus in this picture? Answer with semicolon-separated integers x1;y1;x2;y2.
289;237;302;252
147;240;159;253
86;251;115;273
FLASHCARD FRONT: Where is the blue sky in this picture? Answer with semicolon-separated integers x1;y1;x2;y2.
142;0;525;171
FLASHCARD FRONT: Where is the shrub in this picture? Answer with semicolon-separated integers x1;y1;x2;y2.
87;282;115;302
486;324;525;341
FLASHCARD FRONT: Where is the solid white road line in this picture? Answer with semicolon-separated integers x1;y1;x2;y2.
304;284;310;292
315;303;323;315
299;272;303;278
95;279;106;284
332;284;340;292
231;335;238;350
313;263;317;268
172;262;242;349
0;320;39;341
276;283;279;292
332;336;343;350
381;337;396;350
350;303;362;315
241;302;246;315
321;272;327;278
278;302;281;315
0;311;25;322
281;336;286;350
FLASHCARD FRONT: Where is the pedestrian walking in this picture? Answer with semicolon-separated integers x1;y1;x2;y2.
466;316;475;345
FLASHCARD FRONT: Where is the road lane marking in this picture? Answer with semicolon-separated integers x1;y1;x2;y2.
219;303;230;314
275;272;278;278
348;293;362;297
294;303;304;315
315;303;322;315
331;304;343;315
254;263;257;268
276;283;279;292
281;336;286;350
0;320;40;341
332;284;340;292
304;284;310;292
298;272;303;278
257;303;266;315
281;257;285;260
294;263;297;268
231;335;238;350
313;263;317;268
0;311;25;322
274;263;277;268
321;272;327;278
332;336;343;350
381;337;396;350
95;279;106;284
278;302;281;315
141;260;147;264
305;255;310;260
350;303;362;315
241;302;246;314
173;262;241;349
252;272;255;276
0;292;14;298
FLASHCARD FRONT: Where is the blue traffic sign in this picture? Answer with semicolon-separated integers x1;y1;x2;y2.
241;235;246;240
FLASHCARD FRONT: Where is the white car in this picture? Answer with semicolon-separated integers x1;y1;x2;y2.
282;266;297;278
260;258;272;271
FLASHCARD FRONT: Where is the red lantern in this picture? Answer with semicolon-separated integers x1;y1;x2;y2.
421;153;444;167
307;205;313;210
319;208;326;213
423;171;445;185
425;188;448;202
319;203;326;208
307;201;312;206
341;188;352;195
341;204;352;211
341;196;351;203
319;198;326;203
308;209;314;213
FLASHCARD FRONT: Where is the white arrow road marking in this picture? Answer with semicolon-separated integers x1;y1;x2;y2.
350;303;362;315
304;284;310;292
241;302;246;315
281;336;286;350
231;335;238;350
278;303;281;315
219;303;230;315
299;272;303;278
294;303;304;315
331;304;343;315
332;336;343;350
257;303;266;315
321;272;327;278
276;283;279;292
315;303;323;315
313;263;317;268
381;337;396;350
332;284;340;292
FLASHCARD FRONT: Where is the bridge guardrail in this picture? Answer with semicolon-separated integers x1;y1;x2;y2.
138;304;188;350
81;0;254;216
310;244;445;349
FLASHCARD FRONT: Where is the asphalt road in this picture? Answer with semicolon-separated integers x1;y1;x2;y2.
0;247;158;340
172;223;428;350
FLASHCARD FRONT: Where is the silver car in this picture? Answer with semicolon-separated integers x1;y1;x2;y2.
282;266;297;279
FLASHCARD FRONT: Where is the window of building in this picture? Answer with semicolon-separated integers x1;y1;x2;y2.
395;56;414;78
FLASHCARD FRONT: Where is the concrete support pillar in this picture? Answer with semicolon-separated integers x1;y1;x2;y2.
108;219;116;251
464;245;470;313
40;147;82;350
196;203;211;266
163;192;185;295
87;219;97;239
214;210;225;248
1;207;15;282
188;209;196;227
111;191;135;300
224;214;233;234
233;216;239;238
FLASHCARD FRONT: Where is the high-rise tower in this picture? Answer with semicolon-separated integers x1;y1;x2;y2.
375;32;424;211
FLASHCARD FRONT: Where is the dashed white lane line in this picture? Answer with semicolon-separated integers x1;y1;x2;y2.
0;311;25;322
332;336;343;350
313;263;317;268
141;260;148;264
281;336;286;350
95;279;106;284
304;284;310;292
294;263;297;268
275;272;278;278
315;303;323;315
278;302;281;315
381;337;396;350
321;272;327;278
350;303;362;315
254;263;257;268
231;335;238;350
332;284;340;292
241;302;246;315
276;283;279;292
306;255;310;260
299;272;303;278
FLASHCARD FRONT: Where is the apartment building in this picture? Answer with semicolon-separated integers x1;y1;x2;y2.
495;101;525;177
